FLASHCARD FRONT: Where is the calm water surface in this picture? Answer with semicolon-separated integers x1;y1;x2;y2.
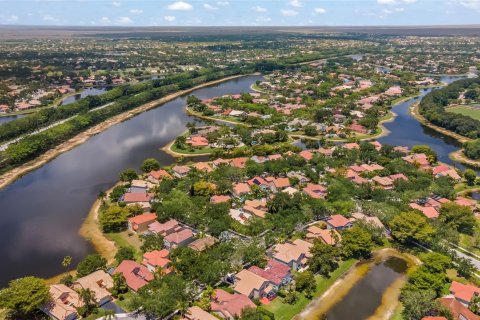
0;75;262;286
325;257;408;320
0;114;26;125
61;87;108;105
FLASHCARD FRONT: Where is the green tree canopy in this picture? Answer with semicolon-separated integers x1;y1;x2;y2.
439;202;476;235
341;226;373;259
140;158;160;173
0;276;51;316
77;254;107;277
390;211;434;244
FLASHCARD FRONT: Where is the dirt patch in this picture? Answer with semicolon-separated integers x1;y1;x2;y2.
450;149;480;169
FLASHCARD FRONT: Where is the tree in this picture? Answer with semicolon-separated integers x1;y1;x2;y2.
77;254;107;277
308;240;340;276
412;145;437;164
457;257;476;279
404;266;445;295
294;271;316;298
141;158;160;173
240;307;270;320
119;168;138;182
99;205;129;232
470;295;480;315
140;234;164;252
304;125;318;137
115;247;135;263
111;273;128;297
77;288;97;317
464;169;477;186
0;277;51;316
439;202;476;235
193;181;216;197
341;226;373;259
390;211;434;244
239;240;267;268
175;136;187;150
400;289;436;320
62;255;72;275
419;252;451;274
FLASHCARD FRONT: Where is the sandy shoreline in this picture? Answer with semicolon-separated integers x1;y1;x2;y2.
297;248;419;320
0;74;247;190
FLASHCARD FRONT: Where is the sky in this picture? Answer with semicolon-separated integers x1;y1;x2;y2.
0;0;480;27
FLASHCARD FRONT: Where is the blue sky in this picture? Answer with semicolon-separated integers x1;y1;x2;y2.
0;0;479;26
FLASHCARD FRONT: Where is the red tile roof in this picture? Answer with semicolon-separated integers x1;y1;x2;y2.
128;213;157;229
211;289;255;319
440;297;480;320
327;214;352;228
142;250;170;268
114;260;153;292
450;281;480;303
247;259;290;286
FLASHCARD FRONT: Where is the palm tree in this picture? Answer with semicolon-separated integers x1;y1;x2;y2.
104;309;116;320
62;256;72;275
176;301;189;318
78;288;97;316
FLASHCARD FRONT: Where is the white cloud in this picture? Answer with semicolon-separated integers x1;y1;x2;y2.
256;16;272;22
42;14;54;21
216;1;229;5
112;1;121;7
377;0;416;4
204;3;218;10
100;16;111;23
167;1;193;10
314;7;326;14
253;5;267;12
7;15;19;22
164;15;176;21
117;16;133;24
129;9;143;14
459;0;480;10
281;9;298;16
289;0;302;7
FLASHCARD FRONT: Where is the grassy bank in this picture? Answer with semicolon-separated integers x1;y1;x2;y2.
450;150;480;169
265;259;357;320
447;104;480;121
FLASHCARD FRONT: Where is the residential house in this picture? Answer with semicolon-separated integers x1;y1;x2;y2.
164;228;194;249
306;225;341;245
402;153;430;169
439;297;480;320
187;136;209;147
326;214;354;230
182;306;218;320
211;289;256;319
72;270;113;306
142;249;171;273
248;259;292;288
449;281;480;306
148;169;172;184
302;183;327;199
188;236;217;252
372;176;394;190
273;239;313;270
229;208;252;224
409;203;440;219
172;165;191;178
351;212;385;229
247;176;271;190
210;195;231;204
233;183;251;197
113;260;154;292
194;162;213;173
128;213;157;233
266;177;291;191
234;269;274;300
42;285;82;320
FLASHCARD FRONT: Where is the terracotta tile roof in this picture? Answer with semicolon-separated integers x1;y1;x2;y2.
409;203;439;219
188;236;216;251
194;162;213;172
233;183;251;195
211;289;255;319
450;281;480;303
248;259;290;285
114;260;153;292
273;239;313;265
164;228;194;245
183;306;218;320
142;249;171;268
149;169;172;180
210;195;231;204
327;214;352;228
306;226;341;245
128;213;157;229
440;297;480;320
43;284;82;320
234;269;269;297
123;192;153;203
72;270;113;303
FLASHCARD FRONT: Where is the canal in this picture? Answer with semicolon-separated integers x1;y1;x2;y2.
0;75;262;286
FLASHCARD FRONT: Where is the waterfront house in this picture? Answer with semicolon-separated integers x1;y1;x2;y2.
439;297;480;320
128;213;157;233
72;270;113;306
172;165;191;178
113;260;154;292
234;269;274;300
42;284;82;320
449;281;480;306
187;136;209;147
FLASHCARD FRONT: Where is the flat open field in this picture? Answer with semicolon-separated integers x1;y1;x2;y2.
447;104;480;121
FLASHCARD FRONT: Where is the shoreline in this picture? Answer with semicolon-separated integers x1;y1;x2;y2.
409;102;471;144
450;149;480;169
0;74;249;190
297;248;418;320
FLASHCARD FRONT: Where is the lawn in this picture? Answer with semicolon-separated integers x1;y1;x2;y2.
447;105;480;121
170;143;216;155
106;231;143;261
390;303;404;320
265;259;357;320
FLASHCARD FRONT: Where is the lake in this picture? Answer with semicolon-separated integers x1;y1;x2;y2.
0;114;26;126
0;74;262;287
61;87;108;105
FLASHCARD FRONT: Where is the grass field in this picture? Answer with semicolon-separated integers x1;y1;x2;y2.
265;259;357;320
447;105;480;121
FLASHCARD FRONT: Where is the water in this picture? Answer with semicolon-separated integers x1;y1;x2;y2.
0;75;262;286
0;114;26;125
379;76;472;171
325;257;408;320
61;87;108;105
